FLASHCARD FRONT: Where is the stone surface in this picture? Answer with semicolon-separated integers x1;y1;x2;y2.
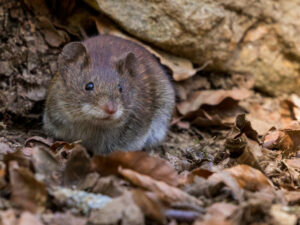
91;0;300;96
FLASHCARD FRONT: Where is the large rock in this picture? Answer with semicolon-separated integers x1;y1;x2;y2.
91;0;300;96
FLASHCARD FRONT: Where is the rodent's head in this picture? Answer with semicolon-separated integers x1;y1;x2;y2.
56;41;141;125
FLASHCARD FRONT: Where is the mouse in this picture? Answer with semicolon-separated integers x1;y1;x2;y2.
43;35;175;154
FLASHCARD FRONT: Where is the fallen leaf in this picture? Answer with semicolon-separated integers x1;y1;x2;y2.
4;150;31;168
225;164;273;192
177;89;251;116
24;0;50;16
17;212;43;225
263;129;300;156
270;204;297;225
89;191;144;225
119;167;203;206
284;158;300;170
92;151;178;186
38;17;69;47
194;202;238;225
92;175;128;197
187;168;214;184
25;136;52;148
0;210;17;225
283;191;300;204
236;139;263;171
63;145;91;188
132;189;166;223
31;146;62;186
42;212;87;225
206;170;244;202
235;114;259;143
10;166;47;213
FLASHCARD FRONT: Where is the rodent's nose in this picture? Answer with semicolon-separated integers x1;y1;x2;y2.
103;103;117;115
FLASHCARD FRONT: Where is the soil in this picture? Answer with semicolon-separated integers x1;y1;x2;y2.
1;1;300;225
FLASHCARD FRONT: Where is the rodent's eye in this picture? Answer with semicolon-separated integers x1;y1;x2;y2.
85;82;94;91
117;84;123;93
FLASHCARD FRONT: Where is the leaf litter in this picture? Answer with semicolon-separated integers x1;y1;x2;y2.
2;0;300;225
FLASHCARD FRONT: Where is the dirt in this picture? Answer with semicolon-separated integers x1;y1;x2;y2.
2;1;300;225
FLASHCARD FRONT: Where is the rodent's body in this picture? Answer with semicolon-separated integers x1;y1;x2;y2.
43;35;175;154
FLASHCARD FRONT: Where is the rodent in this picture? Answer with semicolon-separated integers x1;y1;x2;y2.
43;35;175;154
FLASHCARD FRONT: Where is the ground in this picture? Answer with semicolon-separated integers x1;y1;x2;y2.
1;1;300;225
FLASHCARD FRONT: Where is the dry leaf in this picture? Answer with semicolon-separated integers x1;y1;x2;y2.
0;210;17;225
31;146;62;186
132;189;166;223
235;114;259;143
92;175;128;197
17;212;43;225
92;151;178;186
63;145;91;188
270;205;297;225
89;191;144;225
119;167;203;206
283;191;300;204
187;168;214;184
10;166;47;213
4;150;31;168
263;129;300;156
284;158;300;170
25;136;52;148
42;212;87;225
177;89;251;116
225;164;273;192
237;139;263;171
194;202;238;225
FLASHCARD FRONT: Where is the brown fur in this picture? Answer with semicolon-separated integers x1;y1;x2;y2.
43;35;175;154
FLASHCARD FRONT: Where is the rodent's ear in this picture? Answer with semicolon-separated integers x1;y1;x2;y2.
114;52;138;77
58;42;90;73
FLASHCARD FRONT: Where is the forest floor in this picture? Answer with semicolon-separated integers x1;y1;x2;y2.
1;1;300;225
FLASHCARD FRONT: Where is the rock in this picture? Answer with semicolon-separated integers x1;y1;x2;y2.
89;0;300;96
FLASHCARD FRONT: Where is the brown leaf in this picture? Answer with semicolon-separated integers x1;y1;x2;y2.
132;190;166;223
42;212;87;225
10;166;47;213
284;158;300;170
25;136;52;148
187;168;214;184
31;146;62;186
225;165;273;192
207;170;244;202
177;89;251;116
92;151;178;186
24;0;50;16
89;191;144;225
283;190;300;204
194;202;238;225
119;167;203;206
263;129;299;156
92;175;128;197
63;145;91;188
270;204;297;225
4;149;31;168
235;114;259;142
0;210;17;225
38;17;69;47
191;109;233;128
17;212;43;225
236;139;263;171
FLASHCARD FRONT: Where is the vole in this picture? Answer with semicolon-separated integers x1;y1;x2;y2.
43;35;175;154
